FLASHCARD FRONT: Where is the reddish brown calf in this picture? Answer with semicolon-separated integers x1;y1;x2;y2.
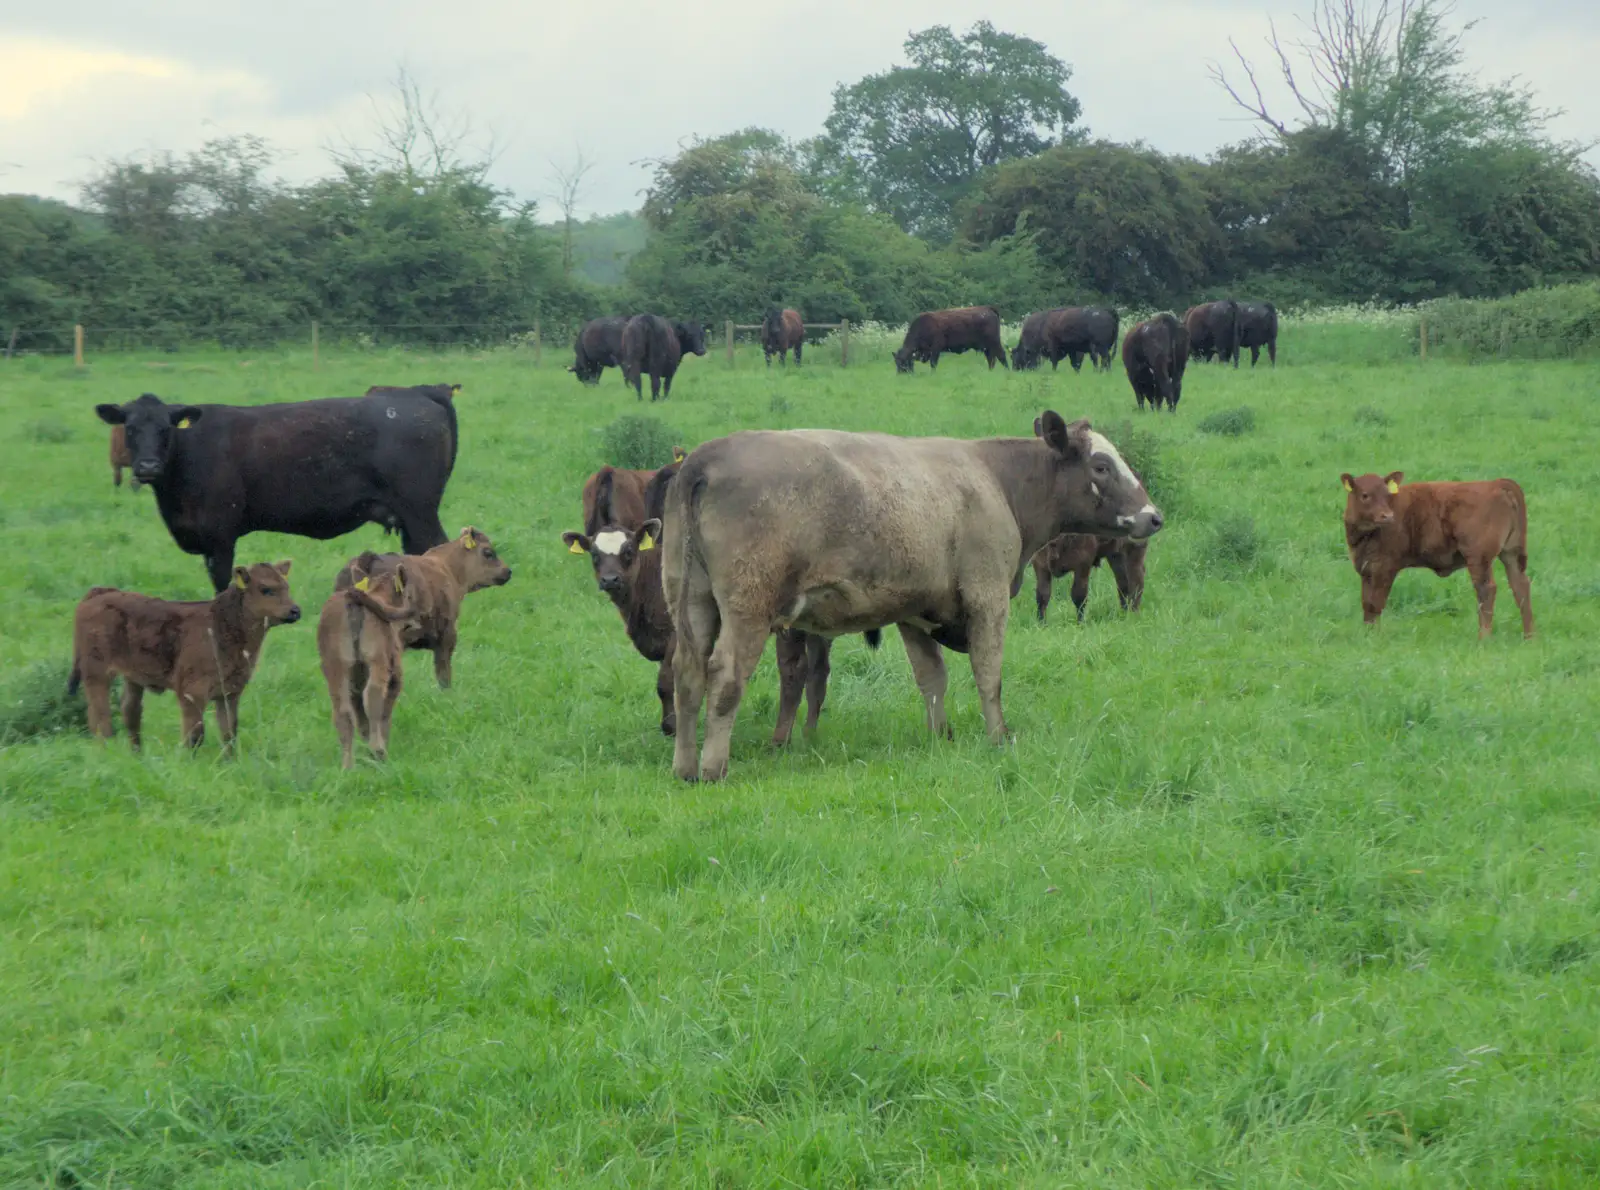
581;450;685;537
69;561;301;751
109;425;136;489
1032;534;1147;622
1341;471;1533;639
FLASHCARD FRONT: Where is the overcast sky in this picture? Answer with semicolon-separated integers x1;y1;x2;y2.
2;0;1595;218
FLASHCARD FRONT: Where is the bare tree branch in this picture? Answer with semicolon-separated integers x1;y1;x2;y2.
328;64;501;182
545;146;597;276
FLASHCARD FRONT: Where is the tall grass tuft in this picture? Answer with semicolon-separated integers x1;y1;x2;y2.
0;659;91;744
1197;406;1257;437
601;415;679;471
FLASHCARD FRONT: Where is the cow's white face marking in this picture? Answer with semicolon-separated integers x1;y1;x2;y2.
594;530;627;556
1116;515;1136;528
1090;482;1101;499
1087;430;1137;486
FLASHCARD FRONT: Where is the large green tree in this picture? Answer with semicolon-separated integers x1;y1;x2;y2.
810;22;1083;240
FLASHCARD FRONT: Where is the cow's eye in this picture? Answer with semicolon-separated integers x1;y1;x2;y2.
260;587;276;597
484;549;497;559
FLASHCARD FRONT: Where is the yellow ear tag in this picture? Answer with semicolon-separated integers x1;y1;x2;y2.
1386;479;1400;494
234;572;247;589
354;576;371;593
393;573;405;595
568;539;586;555
462;534;477;550
177;418;191;430
639;533;655;552
1342;478;1353;492
673;448;686;463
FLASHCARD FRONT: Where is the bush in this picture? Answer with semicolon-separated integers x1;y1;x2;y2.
1206;514;1263;570
27;419;73;444
1353;404;1391;427
1103;419;1176;510
1421;282;1600;359
0;659;91;744
1197;406;1257;437
601;415;679;471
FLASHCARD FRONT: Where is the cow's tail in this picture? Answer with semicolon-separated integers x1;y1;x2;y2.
864;629;882;650
66;658;82;697
421;387;460;481
669;465;711;659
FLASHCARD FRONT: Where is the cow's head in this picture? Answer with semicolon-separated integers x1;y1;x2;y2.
95;393;203;484
452;527;513;591
893;346;915;373
1011;342;1037;370
1341;471;1402;531
563;519;661;602
1034;411;1163;540
676;322;708;356
231;560;301;626
570;358;602;385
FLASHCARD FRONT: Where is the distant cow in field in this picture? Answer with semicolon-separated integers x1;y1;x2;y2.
1031;534;1148;622
109;425;137;489
662;411;1164;781
580;450;686;537
68;561;302;752
96;387;459;592
1341;471;1533;639
1185;301;1241;367
762;307;805;367
1238;302;1278;367
332;527;514;690
1012;307;1119;372
570;317;631;384
1122;314;1190;412
620;315;708;401
894;306;1008;373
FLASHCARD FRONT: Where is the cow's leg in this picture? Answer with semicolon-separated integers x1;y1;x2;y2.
83;675;115;743
349;662;372;741
364;655;399;761
398;506;448;554
672;592;719;781
1250;345;1261;367
1468;556;1498;639
118;681;143;750
965;604;1011;744
794;341;802;367
803;634;832;735
1360;568;1396;625
1500;549;1534;639
1070;565;1092;622
657;645;677;737
1034;560;1054;622
213;692;240;755
649;371;663;401
433;626;457;690
1268;340;1276;367
662;366;676;400
203;544;236;594
897;624;951;739
179;693;206;750
1110;549;1144;612
765;347;773;368
328;670;358;769
698;615;768;782
928;352;939;370
772;629;807;747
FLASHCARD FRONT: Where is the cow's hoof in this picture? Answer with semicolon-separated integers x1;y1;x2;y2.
661;717;676;737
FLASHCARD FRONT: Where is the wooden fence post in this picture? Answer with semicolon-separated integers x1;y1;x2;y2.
1500;320;1509;359
1419;315;1427;361
534;318;543;366
74;324;84;368
312;320;320;371
4;326;17;360
840;319;850;367
725;319;735;366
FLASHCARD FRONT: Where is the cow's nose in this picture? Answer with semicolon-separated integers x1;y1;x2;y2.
598;575;621;591
285;605;302;623
134;460;161;477
1146;510;1164;533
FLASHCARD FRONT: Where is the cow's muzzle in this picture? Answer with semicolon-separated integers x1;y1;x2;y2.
1127;506;1165;539
282;605;302;624
133;460;163;482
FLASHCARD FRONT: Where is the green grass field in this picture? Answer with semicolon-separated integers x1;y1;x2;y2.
3;337;1598;1187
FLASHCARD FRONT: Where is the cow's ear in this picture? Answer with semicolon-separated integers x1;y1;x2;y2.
274;560;292;576
1038;410;1072;455
1384;471;1404;493
638;518;662;552
1032;417;1043;439
562;531;591;556
1341;473;1355;492
233;567;251;590
169;406;202;427
95;404;126;426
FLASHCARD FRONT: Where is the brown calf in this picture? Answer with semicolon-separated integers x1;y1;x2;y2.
333;527;513;688
1341;471;1533;639
1032;534;1148;622
109;425;138;489
318;562;423;767
762;307;805;366
69;561;301;751
580;449;685;537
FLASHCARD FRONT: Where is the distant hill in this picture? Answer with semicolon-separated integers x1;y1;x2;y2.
541;211;645;288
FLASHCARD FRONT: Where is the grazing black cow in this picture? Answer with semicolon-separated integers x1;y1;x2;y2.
620;315;707;401
1122;314;1190;412
95;389;458;592
1012;306;1119;372
762;307;805;366
894;306;1008;372
570;317;631;384
1184;301;1241;367
1238;302;1279;367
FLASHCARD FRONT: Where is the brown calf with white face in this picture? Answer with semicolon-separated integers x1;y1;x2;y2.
664;411;1165;782
332;527;513;689
580;449;686;537
1340;471;1533;639
1032;533;1147;622
68;561;301;751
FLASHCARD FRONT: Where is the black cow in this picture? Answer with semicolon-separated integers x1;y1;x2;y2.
1012;306;1119;372
570;316;630;384
894;306;1008;373
1122;314;1190;412
1238;302;1278;367
620;315;707;401
95;389;457;592
1184;300;1241;367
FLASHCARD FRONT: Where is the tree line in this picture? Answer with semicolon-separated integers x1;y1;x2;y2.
2;1;1596;350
